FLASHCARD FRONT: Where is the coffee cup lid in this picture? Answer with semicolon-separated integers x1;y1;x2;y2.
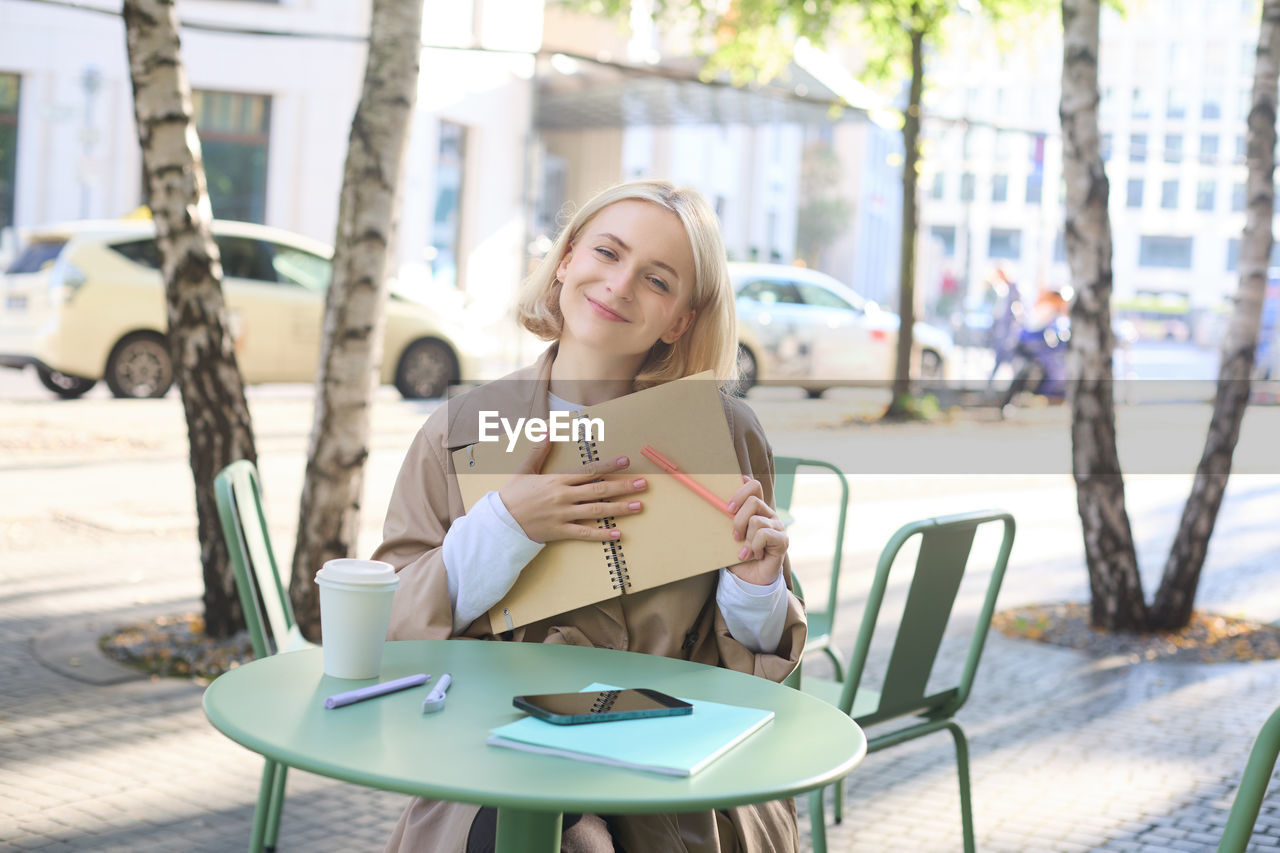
315;558;398;588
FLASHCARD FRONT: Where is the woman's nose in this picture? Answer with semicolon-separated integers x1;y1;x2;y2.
606;268;637;298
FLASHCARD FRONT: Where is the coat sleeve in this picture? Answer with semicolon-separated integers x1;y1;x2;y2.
372;415;459;641
707;396;806;683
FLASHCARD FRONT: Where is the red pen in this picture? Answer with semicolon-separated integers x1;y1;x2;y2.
640;444;735;517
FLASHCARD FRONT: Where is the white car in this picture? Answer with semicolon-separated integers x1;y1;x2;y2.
730;262;953;397
0;218;478;399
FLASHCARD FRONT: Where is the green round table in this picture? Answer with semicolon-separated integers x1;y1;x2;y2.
203;640;866;852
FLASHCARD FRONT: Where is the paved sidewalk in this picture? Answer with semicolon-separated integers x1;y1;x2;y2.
3;389;1280;851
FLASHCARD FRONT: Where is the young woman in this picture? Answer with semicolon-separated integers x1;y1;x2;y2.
374;179;805;852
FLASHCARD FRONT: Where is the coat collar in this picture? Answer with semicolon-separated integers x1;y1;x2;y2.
443;345;556;450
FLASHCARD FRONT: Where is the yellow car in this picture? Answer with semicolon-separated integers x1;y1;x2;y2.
0;219;477;399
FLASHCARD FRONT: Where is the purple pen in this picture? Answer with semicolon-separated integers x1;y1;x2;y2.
324;673;430;709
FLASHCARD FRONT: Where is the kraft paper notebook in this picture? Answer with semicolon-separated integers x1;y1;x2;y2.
487;683;774;777
452;373;743;634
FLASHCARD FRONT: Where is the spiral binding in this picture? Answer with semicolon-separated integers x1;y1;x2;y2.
605;536;631;591
590;690;620;714
578;420;633;594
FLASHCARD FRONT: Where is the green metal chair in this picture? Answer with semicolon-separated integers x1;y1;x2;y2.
1219;704;1280;852
214;459;314;853
773;455;850;680
802;510;1015;853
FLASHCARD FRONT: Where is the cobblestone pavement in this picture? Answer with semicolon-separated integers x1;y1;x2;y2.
2;381;1280;852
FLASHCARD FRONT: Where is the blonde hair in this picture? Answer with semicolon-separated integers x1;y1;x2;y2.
518;179;738;386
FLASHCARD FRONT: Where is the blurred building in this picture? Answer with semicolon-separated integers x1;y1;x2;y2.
1;0;901;367
535;7;902;306
0;0;539;369
919;0;1263;343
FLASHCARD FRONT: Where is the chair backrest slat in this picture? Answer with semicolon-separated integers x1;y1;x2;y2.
215;460;295;658
878;522;977;715
772;456;849;622
840;511;1014;724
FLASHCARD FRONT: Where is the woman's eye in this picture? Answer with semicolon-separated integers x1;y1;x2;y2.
594;247;617;260
647;276;670;292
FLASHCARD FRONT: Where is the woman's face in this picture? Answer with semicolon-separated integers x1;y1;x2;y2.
555;200;697;361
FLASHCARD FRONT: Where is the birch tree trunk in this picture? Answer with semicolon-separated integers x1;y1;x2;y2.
886;15;924;418
123;0;255;639
1149;0;1280;630
1060;0;1146;632
290;0;424;639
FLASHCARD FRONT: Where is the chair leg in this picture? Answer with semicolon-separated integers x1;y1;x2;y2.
251;759;278;853
946;722;976;853
833;777;844;824
264;763;288;851
807;786;828;853
822;645;846;683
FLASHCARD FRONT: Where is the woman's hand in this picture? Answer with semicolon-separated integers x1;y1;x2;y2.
498;439;648;544
725;475;788;586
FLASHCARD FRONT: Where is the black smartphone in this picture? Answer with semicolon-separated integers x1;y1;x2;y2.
512;688;693;725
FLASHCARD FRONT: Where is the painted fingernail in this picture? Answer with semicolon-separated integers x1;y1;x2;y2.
628;501;641;511
610;529;621;539
727;501;737;513
632;478;646;489
738;546;750;560
615;456;629;466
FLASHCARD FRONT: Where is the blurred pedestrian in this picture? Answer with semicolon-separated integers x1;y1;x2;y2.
987;266;1023;382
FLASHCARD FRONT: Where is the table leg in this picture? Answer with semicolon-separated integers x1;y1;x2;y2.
494;807;562;853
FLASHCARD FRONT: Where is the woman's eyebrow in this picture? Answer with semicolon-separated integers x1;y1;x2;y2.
597;231;680;278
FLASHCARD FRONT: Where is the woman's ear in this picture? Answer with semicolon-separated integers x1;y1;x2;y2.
661;308;696;345
555;244;574;281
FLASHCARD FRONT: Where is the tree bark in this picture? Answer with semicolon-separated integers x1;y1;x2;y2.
1149;0;1280;630
1060;0;1146;632
290;0;425;639
886;13;923;418
123;0;255;639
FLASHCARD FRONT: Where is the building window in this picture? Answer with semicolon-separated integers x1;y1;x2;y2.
1239;87;1253;121
1126;178;1144;208
988;228;1021;260
1138;235;1193;269
930;172;945;200
1131;87;1151;119
930;225;956;257
1202;88;1223;120
0;73;17;233
1161;179;1179;209
1025;174;1042;204
430;120;467;290
1053;231;1066;262
1130;133;1147;163
1164;134;1182;163
1100;133;1112;161
1227;237;1238;272
1166;87;1186;120
1200;134;1219;164
1237;135;1247;163
960;172;975;202
1231;182;1246;212
192;90;271;224
991;174;1008;203
1196;180;1216;211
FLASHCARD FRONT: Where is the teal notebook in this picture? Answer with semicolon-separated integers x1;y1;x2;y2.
486;683;774;777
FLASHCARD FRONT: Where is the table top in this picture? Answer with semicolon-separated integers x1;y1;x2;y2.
203;641;866;815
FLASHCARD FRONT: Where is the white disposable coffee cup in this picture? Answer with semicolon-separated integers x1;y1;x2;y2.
314;558;400;679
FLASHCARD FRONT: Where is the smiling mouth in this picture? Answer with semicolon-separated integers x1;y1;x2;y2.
587;296;629;322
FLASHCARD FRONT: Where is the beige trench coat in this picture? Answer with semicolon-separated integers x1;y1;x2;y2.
373;348;807;853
